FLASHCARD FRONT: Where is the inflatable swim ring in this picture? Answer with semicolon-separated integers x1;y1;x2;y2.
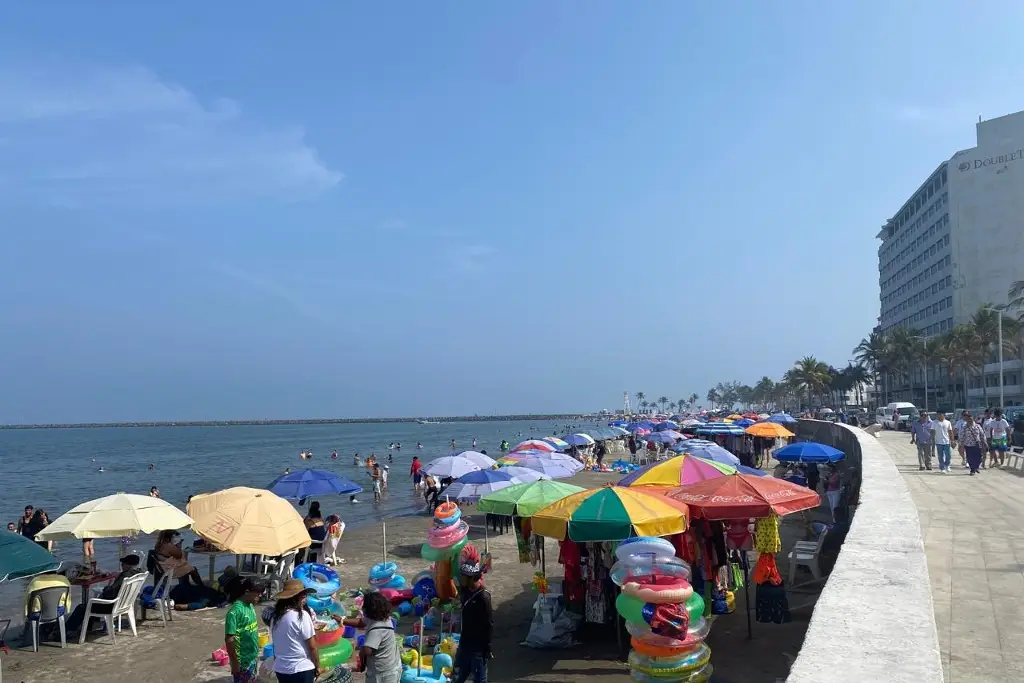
369;561;398;585
378;574;407;590
421;536;468;562
610;557;691;587
626;617;711;651
318;637;354;669
629;643;711;674
616;536;676;562
621;575;693;604
435;507;462;526
427;520;469;548
433;502;459;521
293;563;341;598
629;663;713;683
307;594;335;612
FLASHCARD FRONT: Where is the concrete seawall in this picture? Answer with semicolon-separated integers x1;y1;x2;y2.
786;420;944;683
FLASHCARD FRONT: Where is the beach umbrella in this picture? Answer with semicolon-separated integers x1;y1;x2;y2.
266;468;363;501
0;531;60;582
681;418;703;426
735;418;756;427
35;493;194;541
532;486;689;542
618;454;737;487
696;424;746;436
633;427;651;436
767;413;798;424
515;457;578;479
672;439;741;467
608;426;630;437
666;474;820;519
542;452;585;471
478;480;587;518
424;455;482;479
564;433;596;447
773;442;845;464
444;469;521;503
187;487;310;555
541;437;570;450
745;422;795;439
510;440;556;453
452;450;498;469
653;420;680;431
727;414;743;420
497;466;551;483
643;431;682;445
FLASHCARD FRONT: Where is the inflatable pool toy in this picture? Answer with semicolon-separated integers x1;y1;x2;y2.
318;637;354;669
293;563;341;597
381;587;415;603
427;520;469;548
433;502;458;520
626;616;711;651
610;556;691;586
629;643;711;674
616;536;676;562
307;594;335;612
614;591;705;625
413;577;436;602
401;652;452;683
369;561;399;586
420;536;468;562
621;575;694;603
435;507;462;525
377;575;408;590
315;625;346;647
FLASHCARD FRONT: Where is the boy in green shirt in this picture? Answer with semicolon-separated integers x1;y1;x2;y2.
224;577;264;682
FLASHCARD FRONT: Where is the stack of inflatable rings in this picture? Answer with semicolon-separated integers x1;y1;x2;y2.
293;563;341;611
368;561;407;590
421;502;470;560
611;537;712;683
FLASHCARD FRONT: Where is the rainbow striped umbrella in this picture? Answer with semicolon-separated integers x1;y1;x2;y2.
617;454;736;488
542;437;570;450
532;486;689;542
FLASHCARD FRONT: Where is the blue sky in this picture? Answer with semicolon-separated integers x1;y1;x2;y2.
1;2;1023;423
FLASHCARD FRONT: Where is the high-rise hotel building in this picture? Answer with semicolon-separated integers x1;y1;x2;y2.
877;110;1024;407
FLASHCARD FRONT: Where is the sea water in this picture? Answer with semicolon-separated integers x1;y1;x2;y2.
0;418;593;617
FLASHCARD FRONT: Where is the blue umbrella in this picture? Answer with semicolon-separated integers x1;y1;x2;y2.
645;431;682;444
444;469;520;502
0;530;61;582
653;421;680;431
767;413;798;425
696;424;746;436
564;433;596;446
737;465;768;477
735;418;756;427
672;439;740;466
609;426;630;436
773;442;845;464
267;469;363;501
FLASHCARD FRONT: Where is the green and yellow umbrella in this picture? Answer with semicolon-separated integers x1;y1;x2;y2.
531;485;689;542
477;480;585;518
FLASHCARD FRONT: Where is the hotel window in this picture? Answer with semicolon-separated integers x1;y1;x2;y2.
939;299;946;311
944;255;951;266
945;275;952;287
946;296;952;307
940;320;948;332
943;234;950;246
932;303;939;315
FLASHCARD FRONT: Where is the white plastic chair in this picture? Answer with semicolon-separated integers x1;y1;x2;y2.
787;529;828;584
258;550;298;597
150;571;174;626
78;572;148;644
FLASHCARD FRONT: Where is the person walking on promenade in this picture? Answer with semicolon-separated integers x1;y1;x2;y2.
953;411;968;467
824;465;841;523
933;411;953;473
985;408;1010;468
980;409;993;468
910;411;934;471
960;413;986;475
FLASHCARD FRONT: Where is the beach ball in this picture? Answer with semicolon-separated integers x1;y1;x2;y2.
398;601;413;616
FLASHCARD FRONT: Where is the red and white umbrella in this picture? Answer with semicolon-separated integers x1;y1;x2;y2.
510;439;557;453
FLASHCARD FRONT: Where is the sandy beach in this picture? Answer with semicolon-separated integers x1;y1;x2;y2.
3;469;829;683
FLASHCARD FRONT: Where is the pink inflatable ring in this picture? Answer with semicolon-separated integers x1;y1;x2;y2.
427;520;469;548
621;575;693;604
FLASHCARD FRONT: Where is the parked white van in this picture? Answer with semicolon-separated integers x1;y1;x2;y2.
882;402;919;430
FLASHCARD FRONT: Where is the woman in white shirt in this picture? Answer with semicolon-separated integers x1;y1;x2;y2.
269;580;320;682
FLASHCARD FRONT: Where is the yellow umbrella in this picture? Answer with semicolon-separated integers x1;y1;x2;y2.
531;485;688;542
745;422;795;438
36;493;193;541
186;487;310;555
727;414;743;420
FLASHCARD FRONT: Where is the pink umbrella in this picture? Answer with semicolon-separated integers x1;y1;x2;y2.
510;440;556;453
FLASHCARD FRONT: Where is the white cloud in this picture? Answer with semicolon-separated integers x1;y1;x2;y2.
0;63;341;205
450;244;494;273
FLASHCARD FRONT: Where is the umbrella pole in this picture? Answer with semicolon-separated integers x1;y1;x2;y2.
417;616;424;676
484;523;489;554
541;538;546;577
382;522;387;564
744;550;752;640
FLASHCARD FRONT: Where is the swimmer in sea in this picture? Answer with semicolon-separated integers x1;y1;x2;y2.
388;452;393;463
284;467;291;475
349;494;359;504
417;442;423;449
353;452;361;466
472;438;477;449
450;439;457;451
332;450;338;460
98;467;104;472
395;442;401;450
148;463;155;470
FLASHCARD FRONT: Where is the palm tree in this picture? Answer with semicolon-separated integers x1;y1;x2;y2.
854;331;890;407
845;363;870;406
787;356;831;409
706;389;718;410
1009;280;1024;319
688;393;699;409
916;337;944;411
753;376;775;411
886;327;919;401
938;325;981;408
635;392;646;414
970;305;1021;406
657;396;669;414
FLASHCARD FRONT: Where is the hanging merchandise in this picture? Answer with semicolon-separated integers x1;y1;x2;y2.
753;514;791;624
611;536;713;683
420;502;468;601
513;515;532;564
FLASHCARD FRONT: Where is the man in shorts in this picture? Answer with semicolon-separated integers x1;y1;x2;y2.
986;408;1011;467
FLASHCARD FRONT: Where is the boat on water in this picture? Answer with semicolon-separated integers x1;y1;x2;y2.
416;419;439;424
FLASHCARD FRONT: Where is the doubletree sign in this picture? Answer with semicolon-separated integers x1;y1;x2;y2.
957;148;1024;172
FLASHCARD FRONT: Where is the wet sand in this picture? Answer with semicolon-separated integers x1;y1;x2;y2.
3;470;828;683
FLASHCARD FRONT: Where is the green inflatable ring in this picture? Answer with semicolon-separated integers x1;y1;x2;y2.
318;637;354;669
420;536;468;562
615;591;704;624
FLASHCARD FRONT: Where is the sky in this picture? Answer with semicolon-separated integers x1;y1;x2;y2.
2;2;1023;423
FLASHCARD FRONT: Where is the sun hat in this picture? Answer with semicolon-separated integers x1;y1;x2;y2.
276;578;315;600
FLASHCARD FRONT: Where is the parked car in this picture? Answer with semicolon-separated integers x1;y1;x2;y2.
881;402;919;431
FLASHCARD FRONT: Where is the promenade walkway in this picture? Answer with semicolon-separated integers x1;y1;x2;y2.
878;430;1024;682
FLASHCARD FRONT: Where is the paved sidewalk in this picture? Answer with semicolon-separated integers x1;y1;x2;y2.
877;431;1024;682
